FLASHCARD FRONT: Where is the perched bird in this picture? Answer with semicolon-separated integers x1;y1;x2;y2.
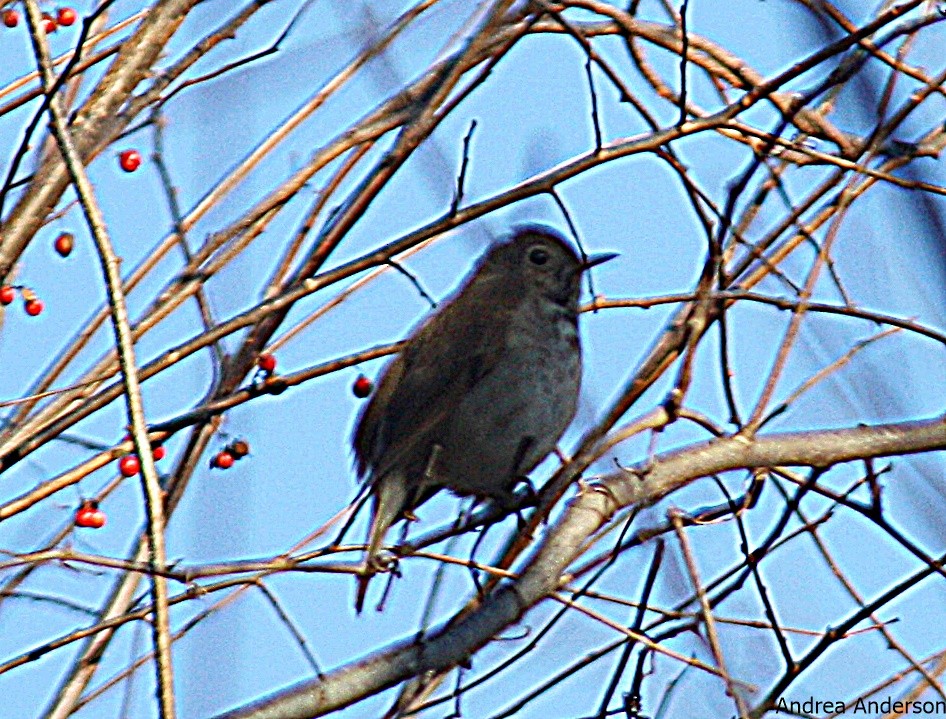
352;225;616;610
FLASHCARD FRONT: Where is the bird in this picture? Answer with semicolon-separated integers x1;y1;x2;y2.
351;224;616;611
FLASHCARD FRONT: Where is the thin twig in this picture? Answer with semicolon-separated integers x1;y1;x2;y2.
22;2;176;715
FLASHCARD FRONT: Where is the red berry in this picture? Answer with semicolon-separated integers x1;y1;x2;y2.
75;500;106;529
0;285;14;305
118;149;141;173
56;7;77;26
2;9;18;27
54;231;74;257
24;298;44;316
41;12;56;33
118;454;140;477
211;451;235;470
352;374;373;399
257;353;277;373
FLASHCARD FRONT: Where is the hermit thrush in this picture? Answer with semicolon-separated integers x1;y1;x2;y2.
351;225;616;610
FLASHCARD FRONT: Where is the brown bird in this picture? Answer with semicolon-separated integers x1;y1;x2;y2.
352;225;616;611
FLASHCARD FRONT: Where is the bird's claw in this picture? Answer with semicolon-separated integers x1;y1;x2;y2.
355;552;402;613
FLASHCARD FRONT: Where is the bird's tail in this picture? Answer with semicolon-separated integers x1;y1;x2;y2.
355;472;408;613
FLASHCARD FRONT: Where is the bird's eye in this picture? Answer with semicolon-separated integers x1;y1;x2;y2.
528;247;549;265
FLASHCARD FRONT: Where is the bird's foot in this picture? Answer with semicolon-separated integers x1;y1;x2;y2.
355;551;401;613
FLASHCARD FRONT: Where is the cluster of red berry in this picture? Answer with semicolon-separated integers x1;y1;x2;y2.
255;350;372;398
0;230;78;316
0;285;44;316
66;356;374;530
75;438;164;529
210;439;250;470
74;499;105;528
2;6;77;31
117;435;167;477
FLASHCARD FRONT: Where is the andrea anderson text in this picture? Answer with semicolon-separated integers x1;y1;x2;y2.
776;697;946;714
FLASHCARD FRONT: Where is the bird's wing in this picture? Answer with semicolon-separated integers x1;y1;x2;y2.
353;271;514;481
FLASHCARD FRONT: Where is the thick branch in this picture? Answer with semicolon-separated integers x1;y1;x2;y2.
213;415;946;719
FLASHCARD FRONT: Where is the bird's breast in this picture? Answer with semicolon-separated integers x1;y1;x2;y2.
507;298;581;359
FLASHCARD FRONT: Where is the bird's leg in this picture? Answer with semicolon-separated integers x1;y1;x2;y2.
356;473;410;612
501;476;541;530
398;444;442;524
368;493;426;612
468;509;491;599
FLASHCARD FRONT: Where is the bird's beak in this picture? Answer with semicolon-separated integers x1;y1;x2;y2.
581;251;618;271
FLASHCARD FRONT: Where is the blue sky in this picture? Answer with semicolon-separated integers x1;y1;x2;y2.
1;1;945;717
